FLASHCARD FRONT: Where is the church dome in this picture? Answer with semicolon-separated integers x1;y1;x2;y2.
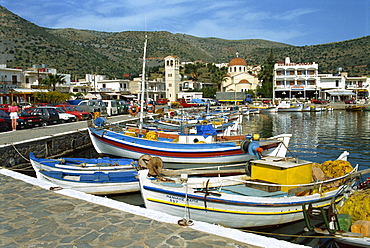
238;79;251;84
229;57;247;66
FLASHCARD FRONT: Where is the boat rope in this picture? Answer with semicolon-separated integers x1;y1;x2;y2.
241;229;336;239
178;181;194;226
8;165;33;171
11;143;30;162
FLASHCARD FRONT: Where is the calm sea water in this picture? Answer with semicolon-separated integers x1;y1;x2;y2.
243;110;370;172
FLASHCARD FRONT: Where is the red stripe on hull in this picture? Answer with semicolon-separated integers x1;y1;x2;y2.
92;133;243;158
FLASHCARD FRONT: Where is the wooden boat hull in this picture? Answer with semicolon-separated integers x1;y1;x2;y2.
88;127;292;165
138;170;349;228
38;170;139;195
30;152;136;174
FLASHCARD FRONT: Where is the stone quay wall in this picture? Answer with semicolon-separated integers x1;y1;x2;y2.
0;129;91;169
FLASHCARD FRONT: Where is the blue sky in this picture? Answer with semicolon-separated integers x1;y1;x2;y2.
1;0;369;46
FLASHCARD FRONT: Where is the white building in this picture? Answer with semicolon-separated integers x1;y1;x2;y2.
273;57;319;100
222;56;259;93
273;57;369;101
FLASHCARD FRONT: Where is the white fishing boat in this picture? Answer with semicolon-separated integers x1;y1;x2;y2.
37;169;139;195
88;125;292;166
138;152;361;228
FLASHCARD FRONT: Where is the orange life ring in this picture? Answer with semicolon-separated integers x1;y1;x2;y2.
129;105;139;116
147;104;155;113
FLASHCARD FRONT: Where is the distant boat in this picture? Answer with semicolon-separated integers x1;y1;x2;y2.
277;101;303;112
345;105;364;111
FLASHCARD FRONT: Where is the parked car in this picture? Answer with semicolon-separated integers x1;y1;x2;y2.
0;110;10;131
0;109;42;130
54;107;77;122
56;105;92;121
189;98;208;106
311;99;329;104
102;100;118;116
117;100;130;114
156;99;169;105
176;98;197;108
0;104;9;112
71;100;108;117
344;99;356;104
26;107;61;126
204;98;218;106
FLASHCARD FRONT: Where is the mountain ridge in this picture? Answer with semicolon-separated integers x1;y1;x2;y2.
0;6;368;79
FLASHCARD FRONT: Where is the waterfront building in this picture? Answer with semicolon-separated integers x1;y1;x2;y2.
0;64;63;104
273;57;369;101
273;57;319;100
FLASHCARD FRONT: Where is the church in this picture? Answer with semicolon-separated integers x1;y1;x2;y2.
221;54;260;93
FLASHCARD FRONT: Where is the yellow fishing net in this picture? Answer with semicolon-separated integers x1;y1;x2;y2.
144;131;158;141
337;189;370;222
124;129;137;137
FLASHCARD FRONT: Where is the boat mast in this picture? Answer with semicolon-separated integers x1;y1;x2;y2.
139;35;148;134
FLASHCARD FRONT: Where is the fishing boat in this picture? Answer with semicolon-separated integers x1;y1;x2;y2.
302;176;370;248
346;105;364;111
277;101;303;112
29;152;137;175
37;169;139;195
88;124;292;166
138;151;362;229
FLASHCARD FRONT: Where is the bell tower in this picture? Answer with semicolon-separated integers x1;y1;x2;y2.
164;56;180;101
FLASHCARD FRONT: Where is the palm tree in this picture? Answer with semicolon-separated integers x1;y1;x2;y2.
211;68;228;92
42;74;66;91
186;63;202;89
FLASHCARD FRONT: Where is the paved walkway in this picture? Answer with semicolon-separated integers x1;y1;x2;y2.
0;114;136;146
0;170;308;248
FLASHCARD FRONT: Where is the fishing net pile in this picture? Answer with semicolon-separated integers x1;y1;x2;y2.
144;131;158;141
311;160;354;193
337;188;370;222
124;129;137;137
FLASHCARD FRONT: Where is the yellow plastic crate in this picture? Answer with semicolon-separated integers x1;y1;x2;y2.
251;157;312;192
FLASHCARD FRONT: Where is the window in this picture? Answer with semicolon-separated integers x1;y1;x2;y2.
168;74;172;77
335;80;339;87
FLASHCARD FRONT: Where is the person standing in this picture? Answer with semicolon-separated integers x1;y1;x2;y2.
8;102;19;131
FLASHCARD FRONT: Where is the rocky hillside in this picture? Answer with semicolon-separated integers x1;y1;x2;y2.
0;6;368;79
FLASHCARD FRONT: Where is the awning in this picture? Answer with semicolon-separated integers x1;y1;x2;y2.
102;92;120;96
122;95;136;98
326;90;355;96
12;88;49;94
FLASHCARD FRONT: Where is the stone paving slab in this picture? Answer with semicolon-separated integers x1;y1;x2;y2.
0;170;308;248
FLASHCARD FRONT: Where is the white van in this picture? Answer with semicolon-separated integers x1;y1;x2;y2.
103;100;118;116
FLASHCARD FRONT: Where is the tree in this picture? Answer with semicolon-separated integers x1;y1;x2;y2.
211;67;228;91
257;49;275;98
34;91;70;103
42;74;66;91
185;63;202;88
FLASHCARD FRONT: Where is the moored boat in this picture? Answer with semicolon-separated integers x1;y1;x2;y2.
88;125;292;166
138;151;361;228
30;152;137;175
37;169;140;195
